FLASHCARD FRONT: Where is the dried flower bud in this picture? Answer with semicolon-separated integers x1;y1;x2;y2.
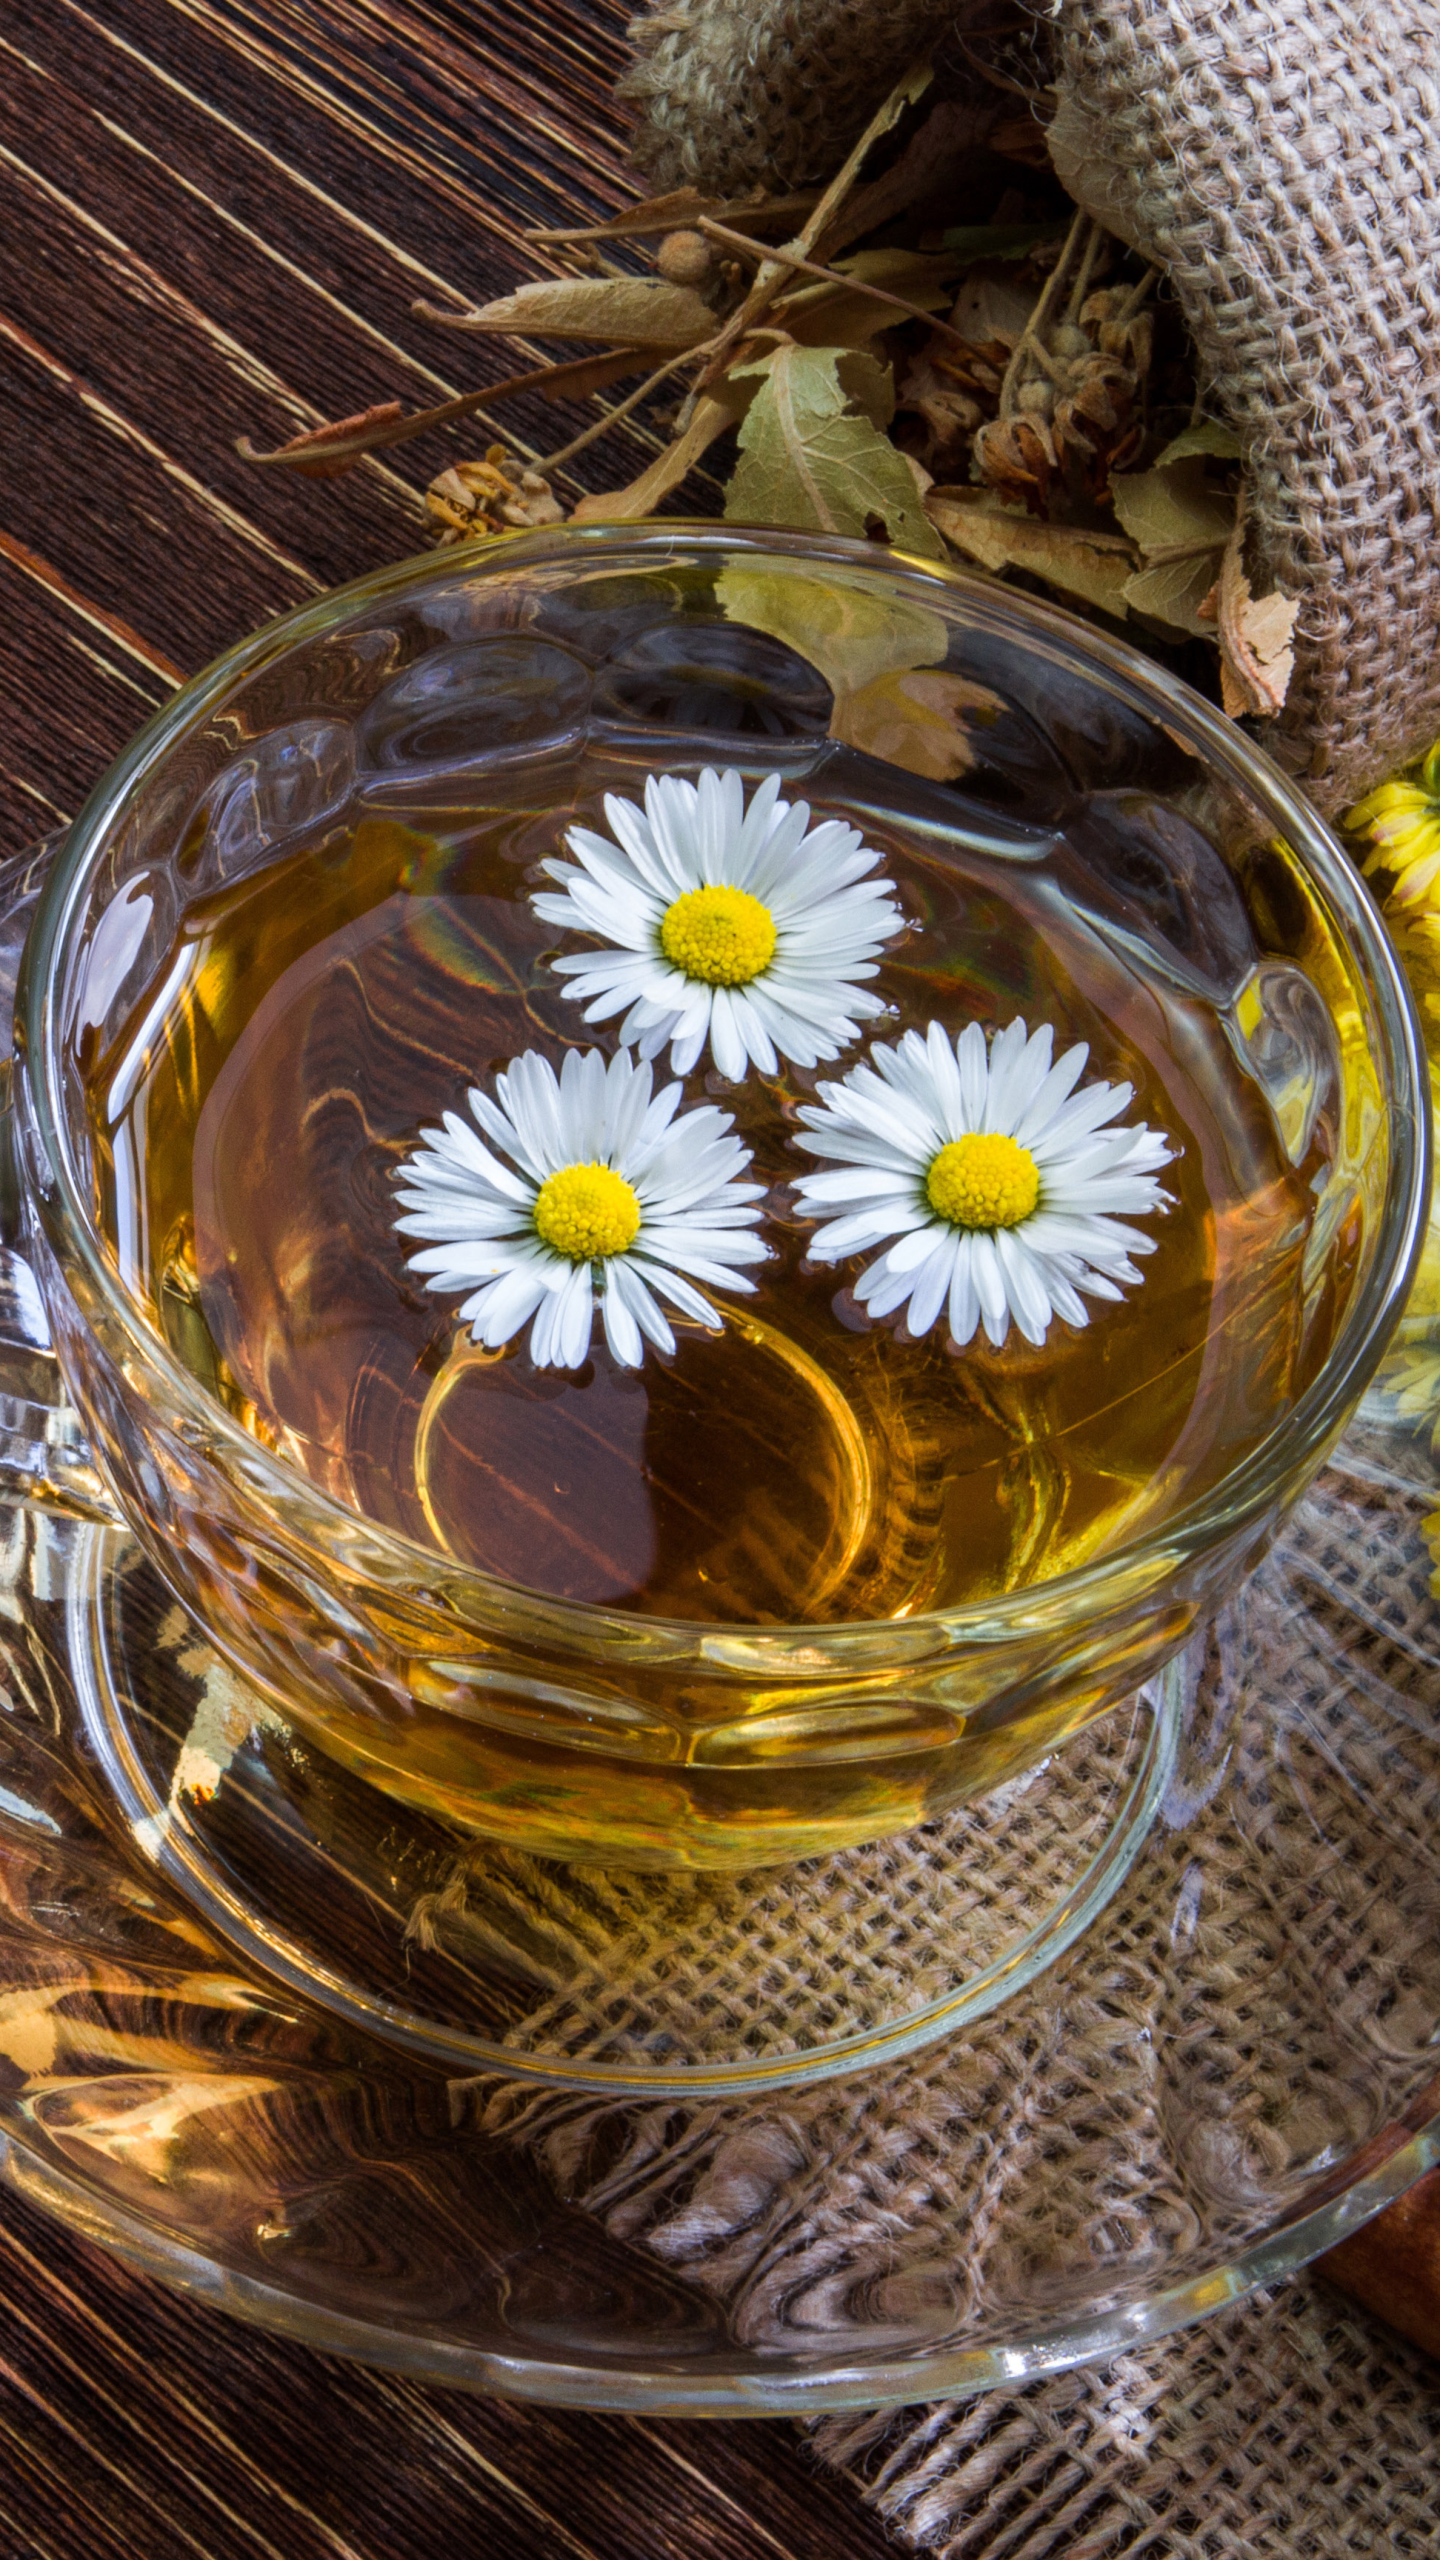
424;445;565;545
655;230;715;289
1051;323;1091;361
974;414;1057;513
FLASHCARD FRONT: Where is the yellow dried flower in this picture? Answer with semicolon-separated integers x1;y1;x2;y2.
1386;1342;1440;1436
424;445;565;545
1347;739;1440;911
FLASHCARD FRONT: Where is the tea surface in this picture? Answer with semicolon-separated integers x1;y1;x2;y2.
82;749;1325;1622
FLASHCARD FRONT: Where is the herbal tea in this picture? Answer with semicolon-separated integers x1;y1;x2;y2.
82;748;1328;1625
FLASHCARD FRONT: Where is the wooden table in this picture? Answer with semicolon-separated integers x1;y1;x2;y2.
0;5;1432;2550
0;2;897;2546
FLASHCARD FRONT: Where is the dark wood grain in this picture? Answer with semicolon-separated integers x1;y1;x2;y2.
0;3;899;2544
0;0;698;856
0;2177;894;2560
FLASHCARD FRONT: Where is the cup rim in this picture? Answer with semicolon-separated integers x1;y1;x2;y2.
19;520;1432;1655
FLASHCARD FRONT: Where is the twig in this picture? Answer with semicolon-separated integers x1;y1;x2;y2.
237;350;654;473
691;60;935;401
997;205;1091;418
796;60;934;260
1113;264;1160;326
532;348;706;474
1063;220;1107;323
696;218;975;353
526;192;820;246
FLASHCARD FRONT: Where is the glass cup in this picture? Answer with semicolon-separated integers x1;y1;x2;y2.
0;525;1428;1869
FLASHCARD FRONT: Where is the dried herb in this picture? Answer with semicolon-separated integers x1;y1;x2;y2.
928;488;1136;613
420;275;716;351
726;344;944;556
1217;525;1299;717
425;448;565;542
236;57;1295;722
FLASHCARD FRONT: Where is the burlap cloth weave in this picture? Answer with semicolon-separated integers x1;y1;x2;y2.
470;1444;1440;2550
621;0;1440;816
807;2278;1440;2554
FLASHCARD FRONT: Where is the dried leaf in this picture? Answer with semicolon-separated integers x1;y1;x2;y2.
725;344;946;557
830;667;1006;779
1218;532;1298;716
1152;421;1242;468
570;390;743;524
240;352;662;478
988;111;1057;169
1109;456;1236;562
1122;549;1225;636
715;563;950;700
715;562;991;779
832;346;896;431
248;400;402;478
948;265;1037;353
435;276;714;351
781;249;959;351
971;414;1057;514
426;450;565;543
896;353;983;474
928;488;1136;614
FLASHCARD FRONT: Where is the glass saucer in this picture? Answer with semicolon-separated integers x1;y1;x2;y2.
0;1404;1437;2411
67;1526;1174;2094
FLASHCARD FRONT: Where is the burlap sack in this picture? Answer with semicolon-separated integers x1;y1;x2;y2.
621;0;1440;815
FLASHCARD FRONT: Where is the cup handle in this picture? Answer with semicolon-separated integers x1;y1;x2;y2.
0;836;121;1520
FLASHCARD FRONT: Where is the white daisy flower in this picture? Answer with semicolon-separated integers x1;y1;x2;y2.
531;766;903;1083
395;1047;768;1371
792;1016;1175;1350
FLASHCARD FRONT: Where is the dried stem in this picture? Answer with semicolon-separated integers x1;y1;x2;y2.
532;348;704;474
691;60;934;401
1113;264;1160;325
526;192;819;246
237;350;653;474
697;218;975;353
1063;220;1107;323
997;205;1092;417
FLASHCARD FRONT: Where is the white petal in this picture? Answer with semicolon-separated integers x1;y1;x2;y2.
982;1015;1035;1132
883;1216;950;1272
791;1165;918;1204
669;1014;709;1075
953;1020;987;1127
905;1233;958;1337
612;1260;676;1356
1013;1042;1089;1146
970;1232;1010;1326
476;1266;553;1347
601;1274;644;1368
557;1262;596;1369
637;1262;725;1328
854;1250;921;1319
707;987;750;1083
995;1230;1053;1344
948;1236;980;1347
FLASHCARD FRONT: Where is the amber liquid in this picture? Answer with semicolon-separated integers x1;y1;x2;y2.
81;759;1326;1627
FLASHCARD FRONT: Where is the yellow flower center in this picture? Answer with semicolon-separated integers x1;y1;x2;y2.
533;1162;642;1262
659;883;777;986
926;1133;1040;1231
